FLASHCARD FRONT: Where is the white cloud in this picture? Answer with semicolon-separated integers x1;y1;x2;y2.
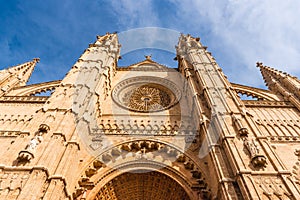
2;0;300;89
170;0;300;87
118;27;180;55
110;0;160;28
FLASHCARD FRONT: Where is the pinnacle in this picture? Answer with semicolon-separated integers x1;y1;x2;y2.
257;62;300;97
144;55;152;60
257;62;279;88
93;33;119;50
256;62;263;68
0;58;39;88
257;62;296;81
96;32;118;41
33;58;40;63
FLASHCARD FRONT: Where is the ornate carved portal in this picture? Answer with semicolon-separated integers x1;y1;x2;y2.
75;140;209;200
95;171;190;200
77;163;204;200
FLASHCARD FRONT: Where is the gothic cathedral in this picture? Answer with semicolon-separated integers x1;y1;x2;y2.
1;33;300;200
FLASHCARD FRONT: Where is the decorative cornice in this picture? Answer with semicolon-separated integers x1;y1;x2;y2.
0;96;48;103
0;131;29;137
243;100;295;108
117;67;177;72
93;118;195;136
117;59;175;72
0;165;49;176
268;136;300;143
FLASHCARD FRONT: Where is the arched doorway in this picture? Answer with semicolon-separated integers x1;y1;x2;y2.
95;170;190;200
75;140;211;200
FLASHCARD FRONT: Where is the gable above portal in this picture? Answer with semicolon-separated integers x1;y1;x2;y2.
117;56;176;72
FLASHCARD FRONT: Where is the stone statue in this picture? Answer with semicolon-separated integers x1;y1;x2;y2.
243;138;266;167
26;133;43;152
243;138;260;157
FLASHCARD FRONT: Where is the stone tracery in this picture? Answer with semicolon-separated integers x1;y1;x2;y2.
112;76;181;113
122;84;171;112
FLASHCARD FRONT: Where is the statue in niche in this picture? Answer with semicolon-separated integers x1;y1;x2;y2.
26;133;43;152
243;138;267;168
243;138;260;157
17;124;49;162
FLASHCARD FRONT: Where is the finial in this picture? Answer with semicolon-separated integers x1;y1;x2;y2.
33;58;40;63
145;55;152;60
256;62;263;68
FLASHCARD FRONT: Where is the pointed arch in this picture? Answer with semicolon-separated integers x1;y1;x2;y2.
6;80;61;96
231;82;279;101
73;139;212;199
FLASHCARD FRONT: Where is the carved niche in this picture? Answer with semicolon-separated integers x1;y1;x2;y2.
243;138;267;168
17;124;50;162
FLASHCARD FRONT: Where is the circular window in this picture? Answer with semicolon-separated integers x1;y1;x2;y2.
112;77;181;112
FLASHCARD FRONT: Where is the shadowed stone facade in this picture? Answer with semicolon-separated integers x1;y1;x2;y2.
1;33;300;199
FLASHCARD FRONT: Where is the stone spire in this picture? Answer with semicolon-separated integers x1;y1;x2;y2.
257;62;300;109
42;33;119;112
14;33;120;199
0;58;39;96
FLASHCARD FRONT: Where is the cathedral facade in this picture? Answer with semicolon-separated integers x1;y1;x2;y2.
1;33;300;200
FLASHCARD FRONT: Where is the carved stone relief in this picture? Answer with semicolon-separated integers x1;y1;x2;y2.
254;176;292;199
74;140;210;199
95;171;190;200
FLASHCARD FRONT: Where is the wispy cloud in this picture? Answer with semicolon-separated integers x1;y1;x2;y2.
170;0;300;87
0;1;121;83
109;1;179;66
110;0;160;28
0;1;299;89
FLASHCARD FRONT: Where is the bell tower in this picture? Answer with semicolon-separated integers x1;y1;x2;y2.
177;34;300;199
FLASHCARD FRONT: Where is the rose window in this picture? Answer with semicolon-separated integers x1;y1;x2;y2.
122;85;171;112
112;77;181;113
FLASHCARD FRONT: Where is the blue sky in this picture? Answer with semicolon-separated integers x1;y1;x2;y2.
1;0;300;89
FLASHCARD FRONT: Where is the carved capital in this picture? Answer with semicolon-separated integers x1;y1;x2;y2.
295;149;300;156
17;125;47;163
38;124;50;134
17;150;34;162
232;115;249;136
238;128;249;136
251;155;267;168
78;177;94;190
